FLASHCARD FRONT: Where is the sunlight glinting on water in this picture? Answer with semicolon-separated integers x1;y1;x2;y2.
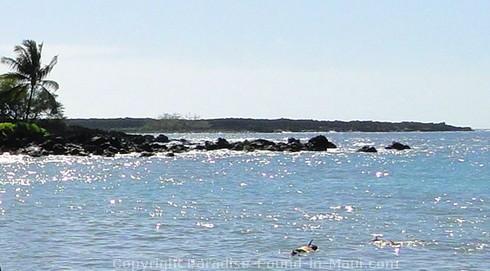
0;132;488;270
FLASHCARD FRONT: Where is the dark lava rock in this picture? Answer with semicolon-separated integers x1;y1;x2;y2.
216;138;231;149
3;121;346;157
306;135;337;151
202;141;217;150
155;134;169;143
357;146;378;153
385;142;411;150
201;138;232;151
131;134;155;145
21;145;45;157
248;139;276;150
168;144;188;153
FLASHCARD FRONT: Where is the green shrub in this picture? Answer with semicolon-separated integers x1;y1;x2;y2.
16;122;48;136
0;122;16;137
0;122;48;140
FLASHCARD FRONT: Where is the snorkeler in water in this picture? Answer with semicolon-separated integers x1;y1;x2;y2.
291;240;318;256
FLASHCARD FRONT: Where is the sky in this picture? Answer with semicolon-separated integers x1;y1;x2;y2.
1;0;489;128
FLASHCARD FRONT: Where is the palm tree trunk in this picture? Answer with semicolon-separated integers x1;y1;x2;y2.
24;84;35;121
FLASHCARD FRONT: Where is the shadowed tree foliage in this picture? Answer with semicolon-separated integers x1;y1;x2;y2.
0;39;63;121
0;77;27;120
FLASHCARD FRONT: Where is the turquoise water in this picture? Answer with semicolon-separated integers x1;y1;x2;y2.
0;132;488;271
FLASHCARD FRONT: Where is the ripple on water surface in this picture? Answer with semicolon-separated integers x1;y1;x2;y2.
0;132;489;270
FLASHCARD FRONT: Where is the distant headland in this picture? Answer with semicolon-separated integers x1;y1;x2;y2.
66;118;473;133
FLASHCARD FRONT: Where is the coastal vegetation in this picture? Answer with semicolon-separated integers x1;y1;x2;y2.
0;39;62;121
0;121;48;144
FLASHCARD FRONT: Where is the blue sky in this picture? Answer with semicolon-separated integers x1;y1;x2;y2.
1;0;489;128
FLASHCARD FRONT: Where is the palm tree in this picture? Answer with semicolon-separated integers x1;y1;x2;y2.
1;39;59;120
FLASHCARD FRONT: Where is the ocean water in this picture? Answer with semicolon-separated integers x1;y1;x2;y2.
0;131;488;271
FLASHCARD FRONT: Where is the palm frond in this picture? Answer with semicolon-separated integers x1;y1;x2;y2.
14;40;42;77
39;86;56;99
10;45;32;76
13;44;29;59
22;40;40;61
0;72;29;82
1;83;28;101
41;80;59;91
27;40;42;70
1;57;21;71
39;55;58;79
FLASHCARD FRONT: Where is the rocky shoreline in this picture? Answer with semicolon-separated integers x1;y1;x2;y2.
0;125;413;157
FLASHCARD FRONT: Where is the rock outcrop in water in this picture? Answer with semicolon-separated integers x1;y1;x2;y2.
306;135;337;151
0;125;415;157
0;125;340;157
385;142;411;150
357;146;378;153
